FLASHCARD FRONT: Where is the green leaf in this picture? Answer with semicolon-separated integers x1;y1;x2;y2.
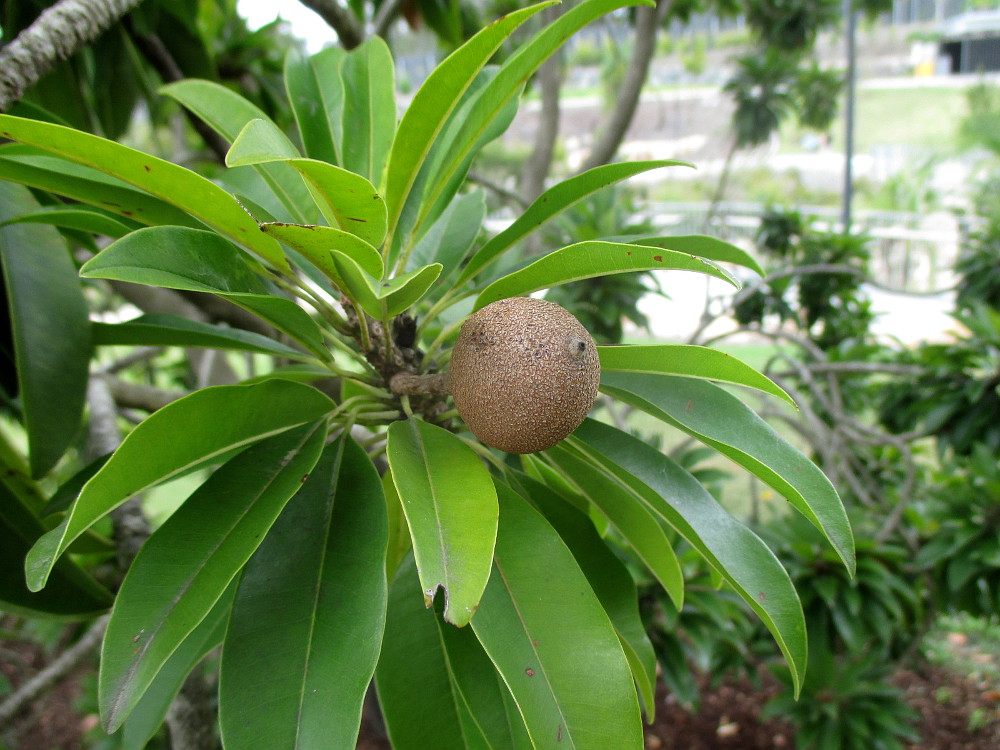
25;380;335;592
422;0;654;240
460;159;691;284
0;114;290;271
629;235;765;277
99;421;327;732
474;241;737;310
542;445;683;610
120;583;234;750
382;469;412;580
81;226;328;359
470;484;643;749
226;140;388;249
0;149;203;228
261;221;383;282
0;480;112;619
0;207;133;238
384;2;553;243
512;472;657;720
377;555;530;750
408;189;485;284
220;435;387;750
341;37;396;186
601;372;855;575
332;252;441;318
92;314;308;359
161;80;313;224
598;345;794;406
225;117;300;165
285;47;346;165
568;419;809;695
386;419;498;627
0;182;91;477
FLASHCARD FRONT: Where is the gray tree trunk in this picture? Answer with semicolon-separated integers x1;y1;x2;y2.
518;7;565;202
0;0;147;112
578;0;671;172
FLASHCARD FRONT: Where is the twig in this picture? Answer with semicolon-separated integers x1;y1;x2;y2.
297;0;364;49
106;377;186;412
372;0;406;38
0;615;108;727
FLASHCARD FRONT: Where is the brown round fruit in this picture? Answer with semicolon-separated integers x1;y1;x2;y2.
449;297;600;454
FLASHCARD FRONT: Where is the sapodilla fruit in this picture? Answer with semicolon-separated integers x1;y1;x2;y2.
449;297;600;454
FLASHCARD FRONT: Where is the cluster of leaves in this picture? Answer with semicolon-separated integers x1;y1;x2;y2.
0;2;856;748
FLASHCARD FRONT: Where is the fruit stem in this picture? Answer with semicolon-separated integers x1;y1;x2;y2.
389;372;451;397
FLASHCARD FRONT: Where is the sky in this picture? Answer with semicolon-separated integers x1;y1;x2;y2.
237;0;335;52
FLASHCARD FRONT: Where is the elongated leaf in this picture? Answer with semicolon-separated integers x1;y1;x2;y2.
0;150;202;229
225;117;300;165
99;421;327;732
543;445;683;610
120;583;234;750
630;235;764;277
386;419;498;626
284;47;345;165
0;207;133;238
162;81;313;224
377;555;529;750
0;114;289;271
0;182;91;477
332;251;441;318
0;481;112;619
92;314;307;359
471;485;642;749
474;241;736;310
422;0;654;238
384;3;553;241
341;37;395;185
408;189;485;283
601;372;855;574
25;380;335;592
567;418;808;696
598;345;794;406
220;435;387;750
460;159;690;284
511;472;656;720
261;221;383;280
81;226;328;358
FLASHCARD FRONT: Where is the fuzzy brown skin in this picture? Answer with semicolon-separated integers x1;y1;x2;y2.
449;297;600;454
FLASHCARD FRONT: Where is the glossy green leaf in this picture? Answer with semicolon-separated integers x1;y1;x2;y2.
80;226;328;358
220;435;387;750
386;419;498;626
162;80;312;224
422;0;653;239
341;37;395;185
512;472;657;720
598;345;794;406
382;469;412;580
629;235;765;277
601;372;855;575
459;159;691;284
0;182;91;477
568;419;808;695
25;380;335;592
225;117;300;165
0;149;203;228
331;251;441;318
384;3;553;241
408;189;485;284
377;555;530;750
543;445;683;610
120;583;234;750
474;241;737;310
261;221;383;281
471;485;643;749
0;480;112;619
99;421;327;732
0;114;289;271
92;314;307;358
0;207;133;238
284;47;345;165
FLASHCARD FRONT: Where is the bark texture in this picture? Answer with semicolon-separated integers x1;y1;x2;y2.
518;6;564;202
578;0;672;172
298;0;364;49
0;0;146;111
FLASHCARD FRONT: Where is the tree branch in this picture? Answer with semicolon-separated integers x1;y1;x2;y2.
519;5;564;202
0;0;147;112
372;0;406;38
297;0;364;49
